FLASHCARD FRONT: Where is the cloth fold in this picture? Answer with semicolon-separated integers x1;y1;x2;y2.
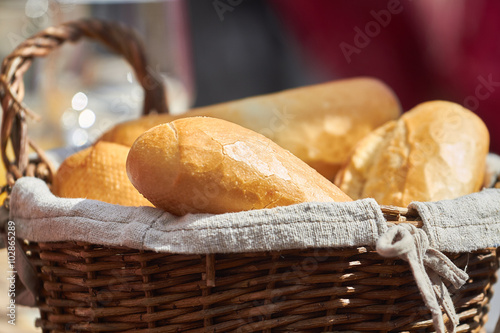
409;188;500;252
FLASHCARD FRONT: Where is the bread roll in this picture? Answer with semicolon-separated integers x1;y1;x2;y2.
335;101;489;206
126;117;352;215
102;77;401;180
53;141;153;207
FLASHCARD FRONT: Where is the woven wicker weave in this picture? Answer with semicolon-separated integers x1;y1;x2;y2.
0;19;499;333
22;240;498;333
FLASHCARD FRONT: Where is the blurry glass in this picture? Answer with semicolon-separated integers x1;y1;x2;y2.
0;0;193;150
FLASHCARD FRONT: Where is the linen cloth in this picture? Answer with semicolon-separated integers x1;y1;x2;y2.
8;177;389;253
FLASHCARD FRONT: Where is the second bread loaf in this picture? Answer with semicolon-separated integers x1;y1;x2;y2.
103;77;401;180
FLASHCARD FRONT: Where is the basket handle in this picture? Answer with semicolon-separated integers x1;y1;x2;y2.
0;18;169;190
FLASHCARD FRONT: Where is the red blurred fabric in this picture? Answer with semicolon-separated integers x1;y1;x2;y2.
270;0;500;153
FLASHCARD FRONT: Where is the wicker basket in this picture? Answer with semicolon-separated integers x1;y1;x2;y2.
0;19;499;333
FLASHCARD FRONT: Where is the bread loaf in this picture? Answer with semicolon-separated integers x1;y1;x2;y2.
53;141;153;207
126;117;352;215
102;77;401;180
335;101;489;206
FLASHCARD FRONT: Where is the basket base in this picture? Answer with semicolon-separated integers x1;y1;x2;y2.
22;241;498;332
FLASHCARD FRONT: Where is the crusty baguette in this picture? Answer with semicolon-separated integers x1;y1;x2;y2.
126;117;352;215
53;141;153;207
335;101;489;206
102;77;401;180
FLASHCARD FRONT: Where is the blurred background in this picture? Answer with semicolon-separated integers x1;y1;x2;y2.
0;0;499;332
1;0;500;153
